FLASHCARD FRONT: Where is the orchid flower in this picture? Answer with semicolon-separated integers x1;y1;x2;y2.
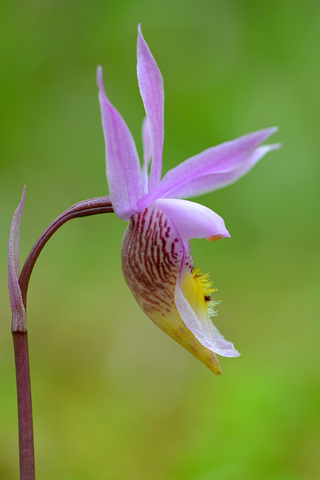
97;25;279;374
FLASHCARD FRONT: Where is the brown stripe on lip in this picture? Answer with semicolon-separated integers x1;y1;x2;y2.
121;206;183;317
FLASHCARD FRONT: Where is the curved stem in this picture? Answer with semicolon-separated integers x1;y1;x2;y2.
13;196;114;480
19;196;113;309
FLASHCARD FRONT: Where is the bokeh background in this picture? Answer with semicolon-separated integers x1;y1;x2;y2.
1;1;319;479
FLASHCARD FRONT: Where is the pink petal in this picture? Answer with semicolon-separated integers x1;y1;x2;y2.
141;117;152;193
165;144;281;198
97;66;143;220
154;198;230;240
175;254;240;358
8;186;26;332
138;127;278;208
137;25;164;192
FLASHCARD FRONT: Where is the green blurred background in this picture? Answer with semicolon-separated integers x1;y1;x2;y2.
1;1;319;479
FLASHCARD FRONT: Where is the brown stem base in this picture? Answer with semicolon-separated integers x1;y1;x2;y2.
13;332;35;480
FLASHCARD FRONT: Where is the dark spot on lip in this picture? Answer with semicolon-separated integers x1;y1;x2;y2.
204;295;211;302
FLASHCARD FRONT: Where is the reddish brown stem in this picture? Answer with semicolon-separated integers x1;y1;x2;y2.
19;196;114;309
12;196;114;480
13;332;35;480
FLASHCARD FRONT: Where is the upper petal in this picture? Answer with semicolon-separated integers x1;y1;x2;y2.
97;66;143;220
141;117;152;193
8;186;27;332
163;144;281;199
137;25;164;192
153;198;230;240
137;127;278;208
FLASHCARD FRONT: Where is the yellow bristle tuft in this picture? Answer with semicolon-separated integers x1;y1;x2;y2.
192;267;217;297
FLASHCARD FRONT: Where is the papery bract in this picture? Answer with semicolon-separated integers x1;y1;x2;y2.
98;25;279;373
8;186;26;332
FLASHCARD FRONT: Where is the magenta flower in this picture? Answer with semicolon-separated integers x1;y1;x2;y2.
97;26;279;374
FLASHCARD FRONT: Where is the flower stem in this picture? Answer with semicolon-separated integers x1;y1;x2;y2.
13;332;35;480
19;196;114;308
11;195;114;480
